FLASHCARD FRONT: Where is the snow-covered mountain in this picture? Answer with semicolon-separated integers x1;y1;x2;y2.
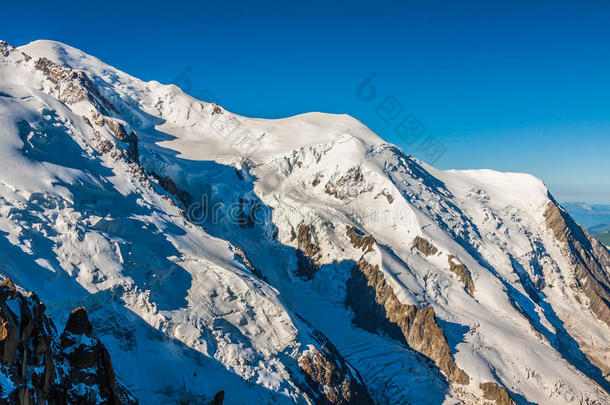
0;39;609;404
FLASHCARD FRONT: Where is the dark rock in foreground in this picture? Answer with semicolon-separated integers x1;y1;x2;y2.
0;278;136;404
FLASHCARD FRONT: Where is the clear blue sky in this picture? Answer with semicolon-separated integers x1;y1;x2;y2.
3;1;610;202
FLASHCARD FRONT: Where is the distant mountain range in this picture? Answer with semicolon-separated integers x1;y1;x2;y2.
562;202;610;228
562;202;610;245
589;224;610;245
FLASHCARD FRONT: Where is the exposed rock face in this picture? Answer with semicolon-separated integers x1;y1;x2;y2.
211;390;224;404
34;57;116;114
346;226;375;254
447;255;475;296
544;201;610;379
233;246;267;281
211;104;223;115
297;327;372;405
59;307;130;404
479;382;516;405
127;131;139;163
0;279;136;404
374;190;394;204
91;112;139;163
0;42;30;61
295;224;322;279
346;258;469;385
32;56;138;165
151;172;194;209
412;236;439;257
324;167;372;200
344;228;469;385
298;348;372;405
0;41;15;57
64;307;93;336
544;201;610;327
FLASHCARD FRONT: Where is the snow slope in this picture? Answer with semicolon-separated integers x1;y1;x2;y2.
0;39;608;404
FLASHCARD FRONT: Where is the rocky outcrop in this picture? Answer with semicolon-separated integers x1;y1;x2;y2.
211;391;224;404
544;201;610;380
0;41;15;57
344;228;469;385
544;201;610;327
91;112;139;163
448;255;475;296
232;246;266;281
298;347;372;405
345;258;469;385
33;55;138;164
127;131;139;163
324;167;372;200
0;41;30;61
151;172;194;210
0;278;136;404
374;190;393;204
211;104;223;115
412;236;439;257
346;226;375;254
295;225;322;279
296;325;372;405
59;307;130;404
479;382;516;405
34;57;116;115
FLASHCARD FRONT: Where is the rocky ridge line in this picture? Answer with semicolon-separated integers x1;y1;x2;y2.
544;201;610;327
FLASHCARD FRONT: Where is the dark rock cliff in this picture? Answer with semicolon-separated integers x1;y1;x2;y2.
447;255;475;296
412;236;439;257
345;228;469;386
295;224;322;279
0;279;136;404
296;326;373;405
479;382;516;405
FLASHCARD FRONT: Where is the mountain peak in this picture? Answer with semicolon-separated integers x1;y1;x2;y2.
19;39;98;67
